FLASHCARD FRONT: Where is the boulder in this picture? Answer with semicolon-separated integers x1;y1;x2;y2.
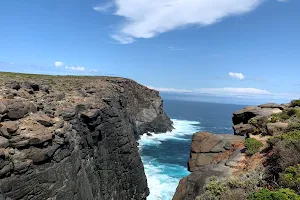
0;121;19;133
0;136;9;148
188;132;245;172
233;124;256;136
267;122;289;136
0;127;11;139
191;132;221;153
6;100;37;120
0;102;7;114
32;113;53;127
233;106;282;125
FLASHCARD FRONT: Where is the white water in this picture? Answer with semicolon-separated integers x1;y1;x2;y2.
139;119;201;200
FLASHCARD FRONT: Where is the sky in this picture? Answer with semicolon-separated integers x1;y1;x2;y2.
0;0;299;104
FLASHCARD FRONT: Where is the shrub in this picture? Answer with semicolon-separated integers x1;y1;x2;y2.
203;177;229;197
196;177;229;200
220;189;247;200
268;114;288;123
286;123;300;133
280;165;300;193
228;166;266;193
244;138;264;156
268;139;300;179
248;188;300;200
291;100;300;108
280;130;300;141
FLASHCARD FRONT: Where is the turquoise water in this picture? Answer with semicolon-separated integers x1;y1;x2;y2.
138;100;245;200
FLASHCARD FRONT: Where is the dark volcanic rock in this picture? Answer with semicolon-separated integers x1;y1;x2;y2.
0;74;173;200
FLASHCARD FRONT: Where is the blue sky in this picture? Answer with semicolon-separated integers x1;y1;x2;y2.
0;0;299;104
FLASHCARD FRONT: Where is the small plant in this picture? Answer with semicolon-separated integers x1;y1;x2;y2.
244;138;263;156
248;188;300;200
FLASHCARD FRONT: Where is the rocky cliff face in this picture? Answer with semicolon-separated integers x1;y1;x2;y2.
173;101;298;200
0;73;173;200
173;132;245;200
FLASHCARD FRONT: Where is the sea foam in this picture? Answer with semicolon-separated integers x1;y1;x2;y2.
139;119;201;200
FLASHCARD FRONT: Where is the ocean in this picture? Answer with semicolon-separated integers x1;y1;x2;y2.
138;100;245;200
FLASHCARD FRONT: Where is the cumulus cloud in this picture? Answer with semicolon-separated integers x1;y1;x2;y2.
65;66;86;71
54;62;64;67
94;0;263;44
229;72;245;80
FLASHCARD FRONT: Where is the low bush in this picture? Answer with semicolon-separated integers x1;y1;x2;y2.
228;166;266;193
291;100;300;108
196;177;229;200
280;165;300;193
244;138;263;156
268;139;300;179
280;130;300;141
269;112;290;123
248;188;300;200
220;189;247;200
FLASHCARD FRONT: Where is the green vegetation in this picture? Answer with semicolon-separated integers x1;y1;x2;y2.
268;112;290;123
280;130;300;141
196;177;229;200
196;168;265;200
248;188;300;200
291;100;300;108
268;107;300;123
280;165;300;193
244;138;263;156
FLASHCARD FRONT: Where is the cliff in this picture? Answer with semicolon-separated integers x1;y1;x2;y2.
173;100;300;200
0;72;173;200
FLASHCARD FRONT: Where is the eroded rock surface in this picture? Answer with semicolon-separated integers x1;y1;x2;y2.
173;132;245;200
0;73;173;200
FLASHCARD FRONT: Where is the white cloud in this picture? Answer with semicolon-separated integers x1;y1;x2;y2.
148;86;192;93
196;87;271;95
93;2;115;12
229;72;245;80
65;66;86;71
149;86;272;96
95;0;263;43
54;62;64;68
111;34;135;44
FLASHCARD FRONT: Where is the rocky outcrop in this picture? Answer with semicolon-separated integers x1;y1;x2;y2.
173;132;245;200
232;105;282;125
266;122;289;136
0;73;173;200
232;103;284;136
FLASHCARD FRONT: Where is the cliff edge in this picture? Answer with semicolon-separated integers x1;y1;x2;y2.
0;72;173;200
174;100;300;200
